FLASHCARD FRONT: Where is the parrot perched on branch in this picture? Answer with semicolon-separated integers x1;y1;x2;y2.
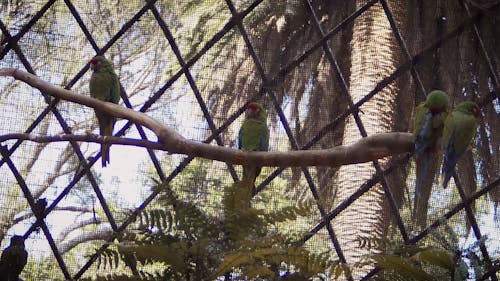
440;101;480;189
238;102;269;191
89;56;121;167
0;235;28;281
412;90;449;228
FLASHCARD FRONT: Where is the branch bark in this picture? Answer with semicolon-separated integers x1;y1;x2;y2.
0;68;414;167
58;225;114;254
13;205;94;224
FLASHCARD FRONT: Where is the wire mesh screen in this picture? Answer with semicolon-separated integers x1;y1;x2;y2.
0;0;499;280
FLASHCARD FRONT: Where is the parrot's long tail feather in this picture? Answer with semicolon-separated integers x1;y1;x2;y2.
413;153;439;229
101;121;114;167
101;143;110;167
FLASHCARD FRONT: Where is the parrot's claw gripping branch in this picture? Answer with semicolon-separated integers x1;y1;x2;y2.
0;68;414;167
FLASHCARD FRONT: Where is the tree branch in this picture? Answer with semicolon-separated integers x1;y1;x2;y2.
0;68;414;167
13;205;94;224
58;225;114;254
0;133;164;150
58;217;103;242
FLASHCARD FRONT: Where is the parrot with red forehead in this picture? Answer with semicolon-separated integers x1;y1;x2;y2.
238;102;269;190
412;90;449;228
89;56;121;167
440;101;480;189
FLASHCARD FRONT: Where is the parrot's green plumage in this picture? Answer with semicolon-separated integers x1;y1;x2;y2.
238;102;269;191
89;56;121;167
440;101;480;189
0;235;28;281
412;90;449;228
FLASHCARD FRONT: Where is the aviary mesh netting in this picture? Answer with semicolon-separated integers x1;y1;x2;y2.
0;0;499;280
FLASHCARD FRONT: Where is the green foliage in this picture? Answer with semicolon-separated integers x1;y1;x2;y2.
89;179;327;280
80;272;165;281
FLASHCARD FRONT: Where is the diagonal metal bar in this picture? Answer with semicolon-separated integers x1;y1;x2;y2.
0;98;56;168
452;171;497;281
307;0;409;242
0;145;72;279
0;19;119;233
411;177;500;243
134;0;265;117
461;1;500;98
277;0;378;81
0;0;57;60
362;176;500;280
63;0;159;90
379;0;427;99
63;0;99;52
298;154;411;245
302;161;500;251
149;3;239;181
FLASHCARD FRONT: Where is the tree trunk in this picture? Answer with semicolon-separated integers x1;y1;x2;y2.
333;1;402;279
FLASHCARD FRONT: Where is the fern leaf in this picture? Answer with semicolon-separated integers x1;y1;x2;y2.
264;200;315;224
374;255;437;281
414;248;454;271
208;251;255;280
118;242;187;272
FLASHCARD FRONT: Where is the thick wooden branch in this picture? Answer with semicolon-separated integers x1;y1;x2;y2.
58;225;113;254
0;133;164;150
0;68;414;167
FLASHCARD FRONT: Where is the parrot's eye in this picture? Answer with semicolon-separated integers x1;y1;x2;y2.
473;107;480;116
89;58;98;65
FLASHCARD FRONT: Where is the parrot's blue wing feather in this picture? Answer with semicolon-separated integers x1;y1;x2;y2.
415;113;432;156
238;128;243;149
414;112;432;198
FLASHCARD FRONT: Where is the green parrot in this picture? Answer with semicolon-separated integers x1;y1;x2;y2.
412;90;449;228
440;101;480;189
89;56;121;167
238;102;269;190
0;235;28;281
